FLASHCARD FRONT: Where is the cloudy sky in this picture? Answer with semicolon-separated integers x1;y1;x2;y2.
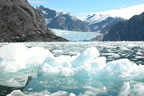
28;0;144;19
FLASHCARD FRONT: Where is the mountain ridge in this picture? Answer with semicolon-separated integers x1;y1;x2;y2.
37;6;91;32
37;6;125;33
103;12;144;41
84;14;124;32
0;0;67;42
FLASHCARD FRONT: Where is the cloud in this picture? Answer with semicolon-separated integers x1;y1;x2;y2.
94;4;144;19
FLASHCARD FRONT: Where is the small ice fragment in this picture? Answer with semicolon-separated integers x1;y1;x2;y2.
69;93;76;96
28;88;33;91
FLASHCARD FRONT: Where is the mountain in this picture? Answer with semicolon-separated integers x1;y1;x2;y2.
0;0;67;42
103;12;144;41
36;6;91;32
84;14;124;32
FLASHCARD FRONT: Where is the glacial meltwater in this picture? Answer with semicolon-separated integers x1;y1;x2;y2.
0;42;144;96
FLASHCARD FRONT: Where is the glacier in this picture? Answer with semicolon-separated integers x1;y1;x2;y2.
51;28;101;41
0;43;143;96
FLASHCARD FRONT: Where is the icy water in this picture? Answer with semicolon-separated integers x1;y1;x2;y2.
0;42;144;96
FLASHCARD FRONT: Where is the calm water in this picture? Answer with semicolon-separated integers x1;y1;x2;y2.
0;42;144;96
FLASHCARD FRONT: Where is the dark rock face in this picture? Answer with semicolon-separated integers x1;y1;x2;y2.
37;6;91;32
103;12;144;41
48;13;91;32
37;6;56;19
0;0;67;42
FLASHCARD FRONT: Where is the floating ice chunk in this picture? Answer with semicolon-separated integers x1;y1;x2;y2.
105;59;144;80
7;90;74;96
43;56;59;67
78;87;107;96
132;82;144;96
39;64;61;79
118;82;130;96
69;93;76;96
120;46;129;50
112;54;120;58
25;47;53;65
0;44;49;72
72;66;89;81
72;47;100;67
43;54;73;67
38;47;105;83
7;90;25;96
105;59;135;79
39;55;72;80
0;56;27;72
106;59;133;72
56;55;74;64
72;57;106;82
85;57;106;74
0;76;29;88
39;62;72;80
0;43;26;60
51;91;69;96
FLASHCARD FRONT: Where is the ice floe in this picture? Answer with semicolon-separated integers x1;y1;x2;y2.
0;43;143;96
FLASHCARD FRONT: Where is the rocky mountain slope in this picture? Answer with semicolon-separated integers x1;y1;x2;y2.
84;14;124;32
0;0;67;42
37;6;91;32
103;12;144;41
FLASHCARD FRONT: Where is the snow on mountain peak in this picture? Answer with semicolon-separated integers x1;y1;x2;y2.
84;4;144;25
85;14;110;25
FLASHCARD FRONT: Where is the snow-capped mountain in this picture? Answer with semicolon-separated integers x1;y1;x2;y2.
84;4;144;21
36;6;91;32
37;6;124;33
84;14;124;32
83;4;144;32
85;14;110;25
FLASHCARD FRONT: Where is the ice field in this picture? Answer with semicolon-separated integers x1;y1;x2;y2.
0;42;144;96
51;29;100;41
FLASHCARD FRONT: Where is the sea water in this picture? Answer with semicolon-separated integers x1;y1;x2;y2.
0;42;144;96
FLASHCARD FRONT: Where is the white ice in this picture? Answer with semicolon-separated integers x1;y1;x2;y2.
7;90;76;96
51;28;101;41
0;43;50;72
0;43;144;96
72;47;100;67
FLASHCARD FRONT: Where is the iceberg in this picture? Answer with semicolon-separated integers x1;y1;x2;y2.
0;44;51;92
